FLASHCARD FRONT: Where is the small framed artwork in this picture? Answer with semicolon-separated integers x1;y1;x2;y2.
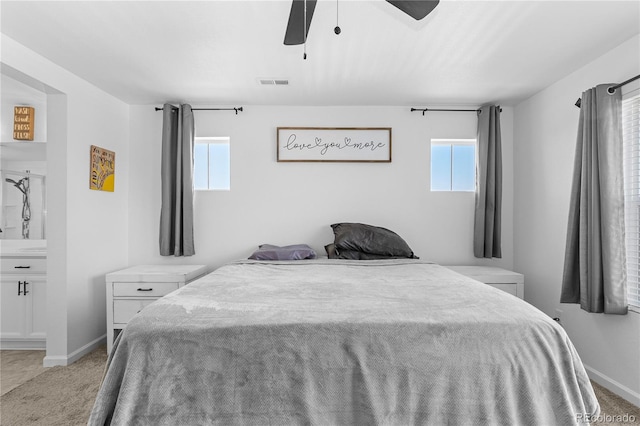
13;106;35;141
90;145;115;192
277;127;392;162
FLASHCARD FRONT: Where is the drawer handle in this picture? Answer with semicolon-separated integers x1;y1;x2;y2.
137;288;153;292
14;266;31;269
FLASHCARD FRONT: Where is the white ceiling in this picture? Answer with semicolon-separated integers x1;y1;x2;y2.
1;1;639;107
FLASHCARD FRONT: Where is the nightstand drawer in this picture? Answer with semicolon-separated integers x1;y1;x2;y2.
112;282;179;297
113;299;155;324
487;283;518;297
447;266;524;300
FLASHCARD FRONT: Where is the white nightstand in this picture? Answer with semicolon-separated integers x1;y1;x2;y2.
447;266;524;299
106;264;208;353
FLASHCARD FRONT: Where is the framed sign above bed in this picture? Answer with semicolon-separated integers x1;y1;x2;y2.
277;127;392;162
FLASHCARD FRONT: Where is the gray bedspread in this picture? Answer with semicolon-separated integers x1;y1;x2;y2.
89;259;599;425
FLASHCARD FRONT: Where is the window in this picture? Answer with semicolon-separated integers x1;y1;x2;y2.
193;137;230;191
431;139;476;191
623;90;640;309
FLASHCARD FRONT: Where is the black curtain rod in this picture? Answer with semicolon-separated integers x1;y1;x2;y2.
410;107;501;116
609;74;640;93
574;74;640;108
155;106;244;115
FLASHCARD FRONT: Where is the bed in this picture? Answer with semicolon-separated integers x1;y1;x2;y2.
89;258;598;425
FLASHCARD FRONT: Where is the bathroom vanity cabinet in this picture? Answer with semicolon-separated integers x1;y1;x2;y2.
0;254;47;349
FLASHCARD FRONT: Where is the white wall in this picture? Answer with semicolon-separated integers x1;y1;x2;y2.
513;34;640;405
128;105;514;271
1;35;130;364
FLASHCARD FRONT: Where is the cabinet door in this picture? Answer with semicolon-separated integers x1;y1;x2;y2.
25;276;47;339
0;278;27;339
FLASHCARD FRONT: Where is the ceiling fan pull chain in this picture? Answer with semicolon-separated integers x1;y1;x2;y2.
303;0;308;59
335;0;341;35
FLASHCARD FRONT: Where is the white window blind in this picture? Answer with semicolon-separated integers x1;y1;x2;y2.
623;91;640;308
430;139;476;192
193;137;230;191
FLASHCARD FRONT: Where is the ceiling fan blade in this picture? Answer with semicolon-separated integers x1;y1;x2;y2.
386;0;439;20
284;0;318;45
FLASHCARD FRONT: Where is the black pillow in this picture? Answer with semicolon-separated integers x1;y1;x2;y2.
325;243;338;259
326;243;413;260
330;223;418;259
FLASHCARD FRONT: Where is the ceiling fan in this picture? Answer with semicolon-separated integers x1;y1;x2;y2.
283;0;440;46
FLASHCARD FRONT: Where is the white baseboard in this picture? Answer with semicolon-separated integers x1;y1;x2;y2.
0;338;46;350
584;363;640;408
43;334;106;367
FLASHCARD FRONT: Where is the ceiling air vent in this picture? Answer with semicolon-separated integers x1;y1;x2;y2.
258;78;289;86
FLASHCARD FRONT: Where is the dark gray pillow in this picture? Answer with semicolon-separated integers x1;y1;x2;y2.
325;243;338;259
331;223;418;259
249;244;317;260
327;243;407;260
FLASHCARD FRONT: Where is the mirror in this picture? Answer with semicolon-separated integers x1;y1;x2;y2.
0;170;46;240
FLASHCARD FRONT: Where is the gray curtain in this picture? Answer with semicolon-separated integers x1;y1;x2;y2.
159;103;195;257
474;105;502;258
561;84;627;314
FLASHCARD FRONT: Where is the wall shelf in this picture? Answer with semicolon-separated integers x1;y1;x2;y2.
0;142;46;161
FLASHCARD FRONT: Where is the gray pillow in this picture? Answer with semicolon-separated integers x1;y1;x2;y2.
325;243;407;260
249;244;317;260
325;243;338;259
331;223;418;259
